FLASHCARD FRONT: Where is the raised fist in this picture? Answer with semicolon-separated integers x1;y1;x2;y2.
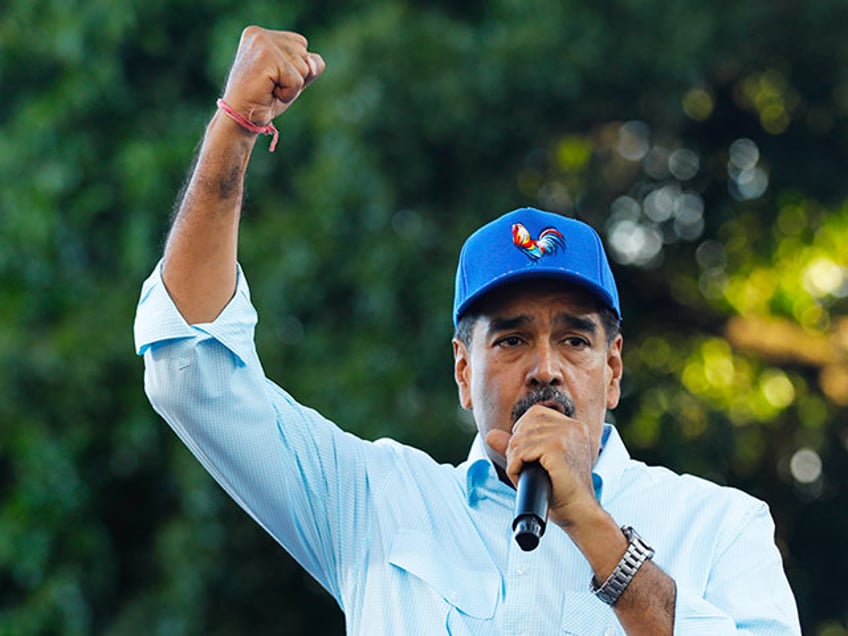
221;26;325;126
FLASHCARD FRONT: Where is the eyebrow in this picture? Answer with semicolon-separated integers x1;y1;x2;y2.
486;314;532;337
486;312;598;337
557;313;598;334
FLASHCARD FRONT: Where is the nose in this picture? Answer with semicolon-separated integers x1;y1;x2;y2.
527;341;563;388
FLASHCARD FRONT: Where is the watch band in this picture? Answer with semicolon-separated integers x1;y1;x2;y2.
591;525;655;606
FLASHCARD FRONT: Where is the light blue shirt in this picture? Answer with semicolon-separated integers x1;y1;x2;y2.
134;263;801;635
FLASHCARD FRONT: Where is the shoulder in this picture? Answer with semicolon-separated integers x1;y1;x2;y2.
625;459;765;509
616;458;771;539
371;437;460;480
611;460;781;584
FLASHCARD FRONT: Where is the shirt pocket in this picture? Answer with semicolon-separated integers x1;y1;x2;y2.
387;529;501;621
560;591;622;636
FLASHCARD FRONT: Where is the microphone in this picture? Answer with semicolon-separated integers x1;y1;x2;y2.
512;461;552;551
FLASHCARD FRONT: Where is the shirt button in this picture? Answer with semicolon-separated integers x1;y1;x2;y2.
604;628;617;636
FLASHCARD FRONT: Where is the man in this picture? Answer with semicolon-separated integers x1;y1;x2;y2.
134;26;800;634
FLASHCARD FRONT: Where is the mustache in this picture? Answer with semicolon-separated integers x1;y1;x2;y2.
511;386;575;422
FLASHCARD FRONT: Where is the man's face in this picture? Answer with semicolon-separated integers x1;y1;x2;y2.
452;280;623;468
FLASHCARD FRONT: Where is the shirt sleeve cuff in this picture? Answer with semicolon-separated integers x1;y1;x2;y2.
133;260;258;366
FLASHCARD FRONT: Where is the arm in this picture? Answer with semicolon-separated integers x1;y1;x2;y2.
135;26;361;595
562;498;676;634
162;26;325;324
489;417;800;635
489;413;676;635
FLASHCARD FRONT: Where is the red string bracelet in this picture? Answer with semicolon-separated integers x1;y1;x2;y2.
216;98;279;152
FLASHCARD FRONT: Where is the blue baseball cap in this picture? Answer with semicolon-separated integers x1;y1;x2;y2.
453;207;621;326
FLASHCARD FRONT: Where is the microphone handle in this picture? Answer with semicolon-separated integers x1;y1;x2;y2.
512;461;552;552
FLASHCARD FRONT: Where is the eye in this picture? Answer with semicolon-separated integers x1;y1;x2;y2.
495;335;525;348
562;335;590;349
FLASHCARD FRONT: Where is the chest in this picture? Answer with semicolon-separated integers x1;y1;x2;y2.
347;493;623;635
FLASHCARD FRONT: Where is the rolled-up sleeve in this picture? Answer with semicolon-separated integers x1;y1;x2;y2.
133;263;371;604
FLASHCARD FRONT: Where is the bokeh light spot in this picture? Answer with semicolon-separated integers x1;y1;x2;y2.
802;257;844;298
682;87;714;121
760;370;795;408
789;448;822;484
729;138;760;170
616;121;651;161
607;219;663;267
669;148;700;181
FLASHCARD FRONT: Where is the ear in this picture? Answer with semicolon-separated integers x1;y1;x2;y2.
452;338;473;410
605;334;624;410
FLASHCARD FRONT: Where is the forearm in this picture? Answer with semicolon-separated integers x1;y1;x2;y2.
567;503;800;635
613;560;676;634
489;416;676;633
159;26;324;325
162;111;257;324
566;507;675;635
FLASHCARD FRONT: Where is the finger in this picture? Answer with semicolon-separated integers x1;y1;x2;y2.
304;52;326;84
491;430;542;487
277;30;308;49
504;407;573;481
508;406;560;454
272;59;307;103
270;46;322;102
275;38;310;72
504;441;544;487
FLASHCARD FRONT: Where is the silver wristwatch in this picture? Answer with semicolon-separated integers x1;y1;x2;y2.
591;525;655;606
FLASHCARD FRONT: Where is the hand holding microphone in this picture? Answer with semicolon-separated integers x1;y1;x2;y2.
487;388;597;552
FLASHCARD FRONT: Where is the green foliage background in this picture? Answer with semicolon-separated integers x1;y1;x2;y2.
2;1;847;634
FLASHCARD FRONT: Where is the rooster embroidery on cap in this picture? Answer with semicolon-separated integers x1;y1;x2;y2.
512;223;566;261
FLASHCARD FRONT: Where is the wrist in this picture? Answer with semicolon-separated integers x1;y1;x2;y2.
592;526;656;606
560;506;629;580
207;109;261;149
216;98;279;151
554;494;613;537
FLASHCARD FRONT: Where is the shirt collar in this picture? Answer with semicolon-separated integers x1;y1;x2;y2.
464;435;502;506
463;423;630;506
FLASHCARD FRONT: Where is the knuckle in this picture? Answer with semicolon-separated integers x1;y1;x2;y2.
290;72;305;91
287;30;309;48
241;25;263;42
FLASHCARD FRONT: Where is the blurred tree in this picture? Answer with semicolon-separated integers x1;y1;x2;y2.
1;0;845;634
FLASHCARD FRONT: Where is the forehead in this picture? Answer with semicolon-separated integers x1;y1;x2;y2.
471;279;603;322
